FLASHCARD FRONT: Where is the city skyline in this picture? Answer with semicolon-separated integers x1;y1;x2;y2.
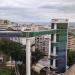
0;0;75;22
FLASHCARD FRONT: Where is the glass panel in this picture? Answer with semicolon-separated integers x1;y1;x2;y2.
57;23;68;29
51;23;54;29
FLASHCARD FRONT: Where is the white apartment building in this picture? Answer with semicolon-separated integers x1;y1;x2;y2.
35;35;51;56
0;20;11;30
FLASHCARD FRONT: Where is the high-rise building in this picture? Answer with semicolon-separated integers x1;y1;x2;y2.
50;19;68;73
35;19;68;73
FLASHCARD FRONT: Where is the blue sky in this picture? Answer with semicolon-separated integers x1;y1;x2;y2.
0;0;75;22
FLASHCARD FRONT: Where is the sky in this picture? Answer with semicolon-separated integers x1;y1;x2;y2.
0;0;75;22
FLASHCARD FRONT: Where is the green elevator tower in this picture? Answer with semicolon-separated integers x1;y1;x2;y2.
50;19;68;73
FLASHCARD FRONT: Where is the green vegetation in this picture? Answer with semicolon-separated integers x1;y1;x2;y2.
32;50;45;64
31;69;46;75
0;38;24;61
0;67;11;75
67;50;75;66
0;38;45;75
0;38;24;75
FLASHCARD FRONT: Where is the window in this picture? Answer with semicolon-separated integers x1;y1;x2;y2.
51;34;54;41
56;47;59;55
56;34;59;42
57;23;68;29
51;23;54;29
56;60;59;67
4;20;8;24
50;59;53;65
51;45;53;53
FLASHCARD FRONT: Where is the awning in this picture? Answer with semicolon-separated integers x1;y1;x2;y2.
32;63;45;73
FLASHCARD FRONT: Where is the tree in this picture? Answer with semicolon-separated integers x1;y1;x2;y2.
31;50;45;64
0;38;24;61
0;38;26;75
0;38;45;75
67;50;75;66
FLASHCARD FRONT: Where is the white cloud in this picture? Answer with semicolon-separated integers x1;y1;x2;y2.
0;0;75;22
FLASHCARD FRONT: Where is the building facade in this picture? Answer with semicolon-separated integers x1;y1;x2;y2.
35;19;68;73
0;20;11;30
50;19;68;73
35;35;51;56
68;34;75;51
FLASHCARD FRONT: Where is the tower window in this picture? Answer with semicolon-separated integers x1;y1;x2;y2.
51;23;54;29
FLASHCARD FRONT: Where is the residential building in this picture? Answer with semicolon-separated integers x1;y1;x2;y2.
0;20;11;30
35;35;51;56
68;33;75;51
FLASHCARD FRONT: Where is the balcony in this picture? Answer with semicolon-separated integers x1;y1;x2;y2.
50;53;57;57
50;65;57;70
51;41;58;43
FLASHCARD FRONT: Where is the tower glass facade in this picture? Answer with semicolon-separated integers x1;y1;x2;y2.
50;19;68;73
